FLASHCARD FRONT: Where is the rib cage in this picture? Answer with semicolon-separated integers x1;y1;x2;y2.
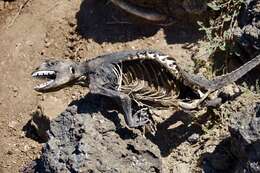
113;59;180;107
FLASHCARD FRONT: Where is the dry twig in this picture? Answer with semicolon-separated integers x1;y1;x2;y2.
7;0;32;28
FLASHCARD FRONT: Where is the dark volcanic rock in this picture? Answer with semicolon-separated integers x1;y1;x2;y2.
229;102;260;173
35;95;162;173
235;0;260;58
202;103;260;173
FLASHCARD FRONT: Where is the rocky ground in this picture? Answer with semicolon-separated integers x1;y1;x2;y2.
0;0;259;173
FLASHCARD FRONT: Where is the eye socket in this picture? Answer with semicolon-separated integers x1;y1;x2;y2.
69;66;75;74
46;60;57;66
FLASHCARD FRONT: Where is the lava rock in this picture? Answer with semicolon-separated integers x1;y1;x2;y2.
229;102;260;173
235;0;260;58
187;133;200;144
202;102;260;173
34;95;162;172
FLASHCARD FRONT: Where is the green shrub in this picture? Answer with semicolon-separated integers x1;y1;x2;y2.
198;0;245;56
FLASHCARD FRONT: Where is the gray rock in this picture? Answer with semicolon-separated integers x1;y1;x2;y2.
36;95;162;172
202;102;260;173
229;102;260;173
235;0;260;57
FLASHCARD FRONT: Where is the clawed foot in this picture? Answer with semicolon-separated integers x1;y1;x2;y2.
131;108;150;127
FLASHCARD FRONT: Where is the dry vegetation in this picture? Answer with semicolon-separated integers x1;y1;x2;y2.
198;0;245;56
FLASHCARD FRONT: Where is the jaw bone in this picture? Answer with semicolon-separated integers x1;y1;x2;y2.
32;70;56;90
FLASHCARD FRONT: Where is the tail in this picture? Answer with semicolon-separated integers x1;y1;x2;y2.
210;54;260;90
110;0;167;22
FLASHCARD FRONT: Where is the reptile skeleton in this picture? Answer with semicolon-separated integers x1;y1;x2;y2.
32;50;260;127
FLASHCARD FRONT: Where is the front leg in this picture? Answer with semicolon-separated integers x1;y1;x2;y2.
89;83;149;128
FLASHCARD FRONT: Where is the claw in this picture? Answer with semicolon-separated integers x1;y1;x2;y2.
132;108;150;127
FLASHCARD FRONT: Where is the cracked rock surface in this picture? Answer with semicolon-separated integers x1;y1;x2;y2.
203;102;260;173
35;95;162;173
235;0;260;58
229;102;260;172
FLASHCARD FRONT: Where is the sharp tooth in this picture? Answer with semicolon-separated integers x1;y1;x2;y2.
32;71;55;77
47;80;54;85
49;71;55;74
34;79;54;89
32;72;38;77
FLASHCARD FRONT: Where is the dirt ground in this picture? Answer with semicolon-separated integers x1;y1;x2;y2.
0;0;258;173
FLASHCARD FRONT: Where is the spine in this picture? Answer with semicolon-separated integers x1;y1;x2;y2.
131;50;179;76
88;50;180;76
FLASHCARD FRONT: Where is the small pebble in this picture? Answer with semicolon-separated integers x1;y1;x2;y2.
20;131;26;138
45;38;54;48
40;49;46;55
7;150;13;155
188;133;200;144
8;121;18;130
26;40;34;46
23;145;30;152
68;20;76;27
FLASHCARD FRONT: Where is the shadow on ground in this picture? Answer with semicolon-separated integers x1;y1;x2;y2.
146;111;203;157
200;137;236;173
75;0;203;44
200;103;260;173
69;94;208;157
